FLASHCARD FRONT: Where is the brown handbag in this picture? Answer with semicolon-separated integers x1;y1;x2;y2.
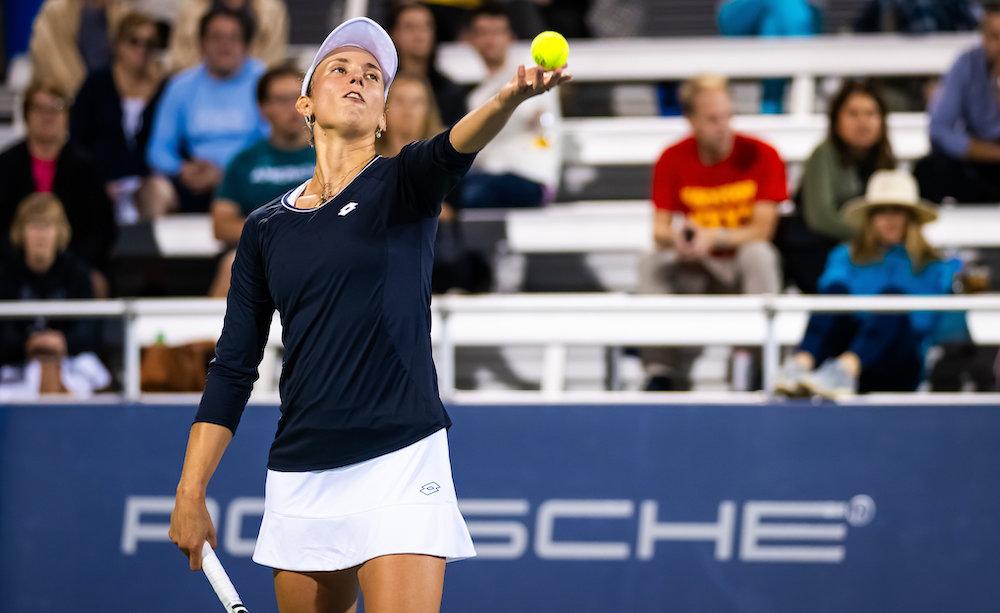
140;341;218;392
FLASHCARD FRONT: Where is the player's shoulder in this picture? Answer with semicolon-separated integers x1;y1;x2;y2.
245;196;288;227
362;150;397;181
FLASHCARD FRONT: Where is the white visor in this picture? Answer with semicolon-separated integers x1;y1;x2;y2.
301;17;399;97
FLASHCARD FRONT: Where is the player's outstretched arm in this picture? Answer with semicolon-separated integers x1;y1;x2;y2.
449;64;571;154
169;422;234;571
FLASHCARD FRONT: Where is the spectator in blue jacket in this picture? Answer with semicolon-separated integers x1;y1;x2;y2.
716;0;823;114
146;6;267;213
914;2;1000;204
775;170;962;399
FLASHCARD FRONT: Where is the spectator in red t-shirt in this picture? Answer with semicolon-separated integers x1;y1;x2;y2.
639;74;786;391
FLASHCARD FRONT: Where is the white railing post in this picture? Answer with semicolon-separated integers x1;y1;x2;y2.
3;294;1000;401
437;303;456;401
762;299;780;399
542;344;568;396
344;0;369;19
123;302;141;402
789;73;814;117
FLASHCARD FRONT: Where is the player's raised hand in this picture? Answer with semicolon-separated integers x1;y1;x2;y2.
498;64;572;107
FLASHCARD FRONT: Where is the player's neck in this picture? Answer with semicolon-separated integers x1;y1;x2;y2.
310;135;376;196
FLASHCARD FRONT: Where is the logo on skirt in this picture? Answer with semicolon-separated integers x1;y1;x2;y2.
420;482;441;496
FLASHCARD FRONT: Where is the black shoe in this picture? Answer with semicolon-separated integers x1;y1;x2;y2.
644;375;675;391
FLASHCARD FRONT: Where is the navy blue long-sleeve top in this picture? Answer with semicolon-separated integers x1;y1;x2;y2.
195;130;476;471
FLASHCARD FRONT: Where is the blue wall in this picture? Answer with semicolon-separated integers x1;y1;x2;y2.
2;403;999;612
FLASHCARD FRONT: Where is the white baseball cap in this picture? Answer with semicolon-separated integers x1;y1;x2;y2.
300;17;399;97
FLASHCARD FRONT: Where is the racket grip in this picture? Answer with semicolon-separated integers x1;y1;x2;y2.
201;542;249;612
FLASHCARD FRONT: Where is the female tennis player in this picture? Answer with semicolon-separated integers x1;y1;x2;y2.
168;16;569;613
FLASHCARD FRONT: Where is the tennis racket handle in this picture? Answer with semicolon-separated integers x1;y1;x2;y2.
201;542;249;613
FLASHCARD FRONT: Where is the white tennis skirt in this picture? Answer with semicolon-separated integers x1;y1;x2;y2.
252;428;476;571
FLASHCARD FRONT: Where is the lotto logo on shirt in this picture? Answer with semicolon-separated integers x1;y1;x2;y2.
679;180;758;228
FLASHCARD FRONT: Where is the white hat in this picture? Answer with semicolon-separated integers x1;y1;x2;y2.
301;17;399;97
842;169;938;227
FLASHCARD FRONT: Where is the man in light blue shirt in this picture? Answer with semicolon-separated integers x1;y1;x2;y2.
147;6;267;213
915;2;1000;204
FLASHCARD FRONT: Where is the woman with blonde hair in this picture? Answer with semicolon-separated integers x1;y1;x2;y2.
375;71;444;157
775;169;962;399
0;193;104;387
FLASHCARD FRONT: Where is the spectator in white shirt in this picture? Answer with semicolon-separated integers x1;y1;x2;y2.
457;2;562;209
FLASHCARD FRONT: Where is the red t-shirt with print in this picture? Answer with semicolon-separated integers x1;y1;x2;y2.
651;134;787;228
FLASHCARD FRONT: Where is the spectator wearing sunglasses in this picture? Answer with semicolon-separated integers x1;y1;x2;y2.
71;11;170;223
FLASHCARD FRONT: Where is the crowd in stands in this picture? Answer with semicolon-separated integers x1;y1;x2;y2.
1;0;999;397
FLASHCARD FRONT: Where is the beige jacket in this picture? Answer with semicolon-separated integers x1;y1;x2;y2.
167;0;289;72
29;0;131;95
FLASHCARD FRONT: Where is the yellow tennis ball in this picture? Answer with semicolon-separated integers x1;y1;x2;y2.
530;31;569;71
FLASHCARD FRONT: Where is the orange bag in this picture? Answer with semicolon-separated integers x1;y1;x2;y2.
140;341;217;392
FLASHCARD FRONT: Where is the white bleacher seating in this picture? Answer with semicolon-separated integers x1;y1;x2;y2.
436;34;975;116
146;200;999;262
152;214;224;257
564;113;930;166
433;34;975;84
505;200;1000;254
292;33;976;115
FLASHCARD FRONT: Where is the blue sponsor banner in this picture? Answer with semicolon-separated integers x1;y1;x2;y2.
2;403;999;612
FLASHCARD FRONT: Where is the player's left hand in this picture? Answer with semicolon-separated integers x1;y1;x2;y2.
498;64;572;107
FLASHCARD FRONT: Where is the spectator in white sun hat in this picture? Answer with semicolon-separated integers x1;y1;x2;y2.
775;169;964;400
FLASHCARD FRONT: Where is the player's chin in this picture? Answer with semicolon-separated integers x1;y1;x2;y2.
329;118;379;139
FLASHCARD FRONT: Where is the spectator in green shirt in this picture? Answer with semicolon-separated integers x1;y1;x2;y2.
779;80;896;293
208;64;315;296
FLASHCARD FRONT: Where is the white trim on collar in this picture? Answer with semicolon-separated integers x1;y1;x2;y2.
279;156;380;213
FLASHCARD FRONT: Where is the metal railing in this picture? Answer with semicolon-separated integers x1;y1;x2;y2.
2;294;999;401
